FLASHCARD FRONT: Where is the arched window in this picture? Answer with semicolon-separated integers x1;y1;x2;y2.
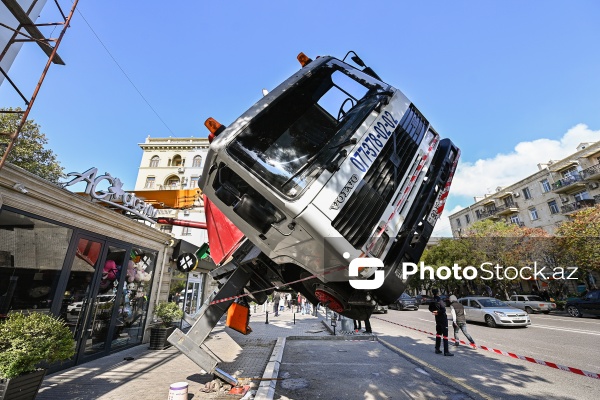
192;155;202;168
165;176;180;189
172;155;183;167
149;156;160;168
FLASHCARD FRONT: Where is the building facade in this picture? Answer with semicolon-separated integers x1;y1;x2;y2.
449;141;600;237
135;136;214;314
0;163;173;371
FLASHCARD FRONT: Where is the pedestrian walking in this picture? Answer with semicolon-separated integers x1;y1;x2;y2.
449;295;475;347
428;289;453;356
273;292;281;316
353;319;361;332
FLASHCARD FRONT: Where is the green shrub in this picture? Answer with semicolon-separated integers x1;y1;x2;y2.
154;302;183;328
0;312;75;379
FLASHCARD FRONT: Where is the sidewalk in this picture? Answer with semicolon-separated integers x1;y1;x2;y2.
37;308;330;400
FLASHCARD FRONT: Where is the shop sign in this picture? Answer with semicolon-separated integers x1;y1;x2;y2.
63;167;158;222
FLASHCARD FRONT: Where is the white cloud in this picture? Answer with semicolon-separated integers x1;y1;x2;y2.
451;124;599;198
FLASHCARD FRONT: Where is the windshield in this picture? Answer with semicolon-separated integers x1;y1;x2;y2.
400;293;412;299
479;299;509;308
227;59;387;198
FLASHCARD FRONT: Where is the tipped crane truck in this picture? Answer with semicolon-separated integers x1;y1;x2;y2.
166;52;460;384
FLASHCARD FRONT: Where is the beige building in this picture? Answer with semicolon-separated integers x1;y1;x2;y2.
134;136;215;314
449;141;600;237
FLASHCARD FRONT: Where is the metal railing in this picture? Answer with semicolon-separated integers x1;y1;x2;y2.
560;198;597;214
581;163;600;180
552;173;583;190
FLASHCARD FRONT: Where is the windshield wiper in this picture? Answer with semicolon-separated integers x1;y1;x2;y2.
325;138;358;172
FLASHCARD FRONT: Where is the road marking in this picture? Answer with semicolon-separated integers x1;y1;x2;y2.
531;315;600;325
529;324;600;336
378;338;493;400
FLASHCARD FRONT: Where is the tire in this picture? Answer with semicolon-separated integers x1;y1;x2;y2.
485;315;497;328
542;311;550;314
524;306;534;314
567;305;582;318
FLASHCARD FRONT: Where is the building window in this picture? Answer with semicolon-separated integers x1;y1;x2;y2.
166;177;180;189
522;187;531;199
192;156;202;168
510;215;521;224
182;227;192;236
529;208;539;220
562;166;578;179
548;200;559;214
190;176;199;188
465;214;470;224
172;155;183;167
149;156;160;168
573;190;591;202
456;218;462;227
541;179;551;193
159;224;173;233
144;176;155;189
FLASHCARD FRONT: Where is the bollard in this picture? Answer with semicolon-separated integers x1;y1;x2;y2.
265;311;269;324
168;382;188;400
294;312;296;324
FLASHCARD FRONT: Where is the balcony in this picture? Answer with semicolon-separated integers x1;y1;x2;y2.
476;208;499;220
495;202;519;216
551;173;587;194
560;198;598;215
581;163;600;181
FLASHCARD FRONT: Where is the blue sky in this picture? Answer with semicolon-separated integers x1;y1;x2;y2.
2;1;599;235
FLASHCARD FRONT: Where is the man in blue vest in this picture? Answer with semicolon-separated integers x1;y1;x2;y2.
429;289;453;356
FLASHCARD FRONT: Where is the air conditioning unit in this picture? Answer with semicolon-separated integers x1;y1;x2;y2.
177;167;185;174
513;192;520;198
182;177;188;184
560;196;569;203
589;182;599;190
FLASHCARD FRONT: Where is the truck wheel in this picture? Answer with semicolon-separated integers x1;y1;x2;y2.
524;306;534;314
567;305;582;318
542;311;550;314
485;315;497;328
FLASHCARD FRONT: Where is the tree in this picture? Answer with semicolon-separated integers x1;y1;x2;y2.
0;108;64;182
462;220;550;299
555;204;600;290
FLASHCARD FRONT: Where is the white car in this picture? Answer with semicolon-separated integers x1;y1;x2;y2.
458;296;530;328
67;294;115;315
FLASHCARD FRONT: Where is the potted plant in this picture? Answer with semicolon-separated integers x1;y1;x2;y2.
0;312;75;400
149;302;183;350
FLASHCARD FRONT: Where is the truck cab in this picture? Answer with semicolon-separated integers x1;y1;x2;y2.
200;54;459;320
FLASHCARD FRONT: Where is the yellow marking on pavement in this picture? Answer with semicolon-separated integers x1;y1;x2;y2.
378;338;493;400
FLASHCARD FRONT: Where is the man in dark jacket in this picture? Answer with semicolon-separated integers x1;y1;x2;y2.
428;289;453;356
449;295;475;347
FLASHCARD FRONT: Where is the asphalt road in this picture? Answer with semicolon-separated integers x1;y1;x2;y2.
370;307;600;399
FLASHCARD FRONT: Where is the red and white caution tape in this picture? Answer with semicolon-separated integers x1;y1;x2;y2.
208;265;347;305
373;316;600;380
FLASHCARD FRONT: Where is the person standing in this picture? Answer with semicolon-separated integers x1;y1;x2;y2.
449;295;475;347
429;289;453;356
273;292;281;316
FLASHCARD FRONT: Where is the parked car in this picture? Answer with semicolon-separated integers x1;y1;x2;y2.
505;295;557;314
67;294;115;315
390;293;419;311
457;296;531;328
566;289;600;318
416;295;433;305
373;304;388;314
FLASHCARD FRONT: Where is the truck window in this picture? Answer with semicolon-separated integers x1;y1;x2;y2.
227;60;386;198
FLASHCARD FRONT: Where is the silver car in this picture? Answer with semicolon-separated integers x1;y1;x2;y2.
458;296;531;328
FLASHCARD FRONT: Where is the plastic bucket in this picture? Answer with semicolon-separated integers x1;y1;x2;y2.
168;381;188;400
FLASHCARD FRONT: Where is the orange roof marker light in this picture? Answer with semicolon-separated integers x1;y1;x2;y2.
205;117;226;143
297;52;313;67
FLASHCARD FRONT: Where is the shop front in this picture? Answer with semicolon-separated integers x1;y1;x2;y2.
0;164;173;370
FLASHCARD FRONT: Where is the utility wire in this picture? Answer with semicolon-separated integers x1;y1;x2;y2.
76;8;175;135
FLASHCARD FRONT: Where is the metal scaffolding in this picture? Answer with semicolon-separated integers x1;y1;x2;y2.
0;0;79;171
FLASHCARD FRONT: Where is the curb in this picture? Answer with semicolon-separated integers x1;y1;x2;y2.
254;337;286;400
